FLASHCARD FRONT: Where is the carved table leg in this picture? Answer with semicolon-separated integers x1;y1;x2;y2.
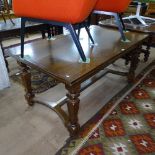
17;61;35;106
65;84;80;137
128;46;140;83
123;54;132;66
144;35;152;62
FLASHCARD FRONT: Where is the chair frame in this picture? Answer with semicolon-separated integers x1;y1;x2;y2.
93;11;127;41
21;17;95;62
123;2;155;26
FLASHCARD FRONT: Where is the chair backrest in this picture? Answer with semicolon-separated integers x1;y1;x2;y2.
13;0;97;24
3;0;11;13
95;0;131;13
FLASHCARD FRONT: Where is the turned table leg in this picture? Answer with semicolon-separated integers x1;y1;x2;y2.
65;84;80;137
128;46;140;83
17;61;35;106
144;35;152;62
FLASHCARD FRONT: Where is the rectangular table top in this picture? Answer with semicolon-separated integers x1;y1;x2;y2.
7;25;148;86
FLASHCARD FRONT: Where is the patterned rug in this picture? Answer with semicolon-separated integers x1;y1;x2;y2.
58;61;155;155
11;69;58;93
7;38;58;93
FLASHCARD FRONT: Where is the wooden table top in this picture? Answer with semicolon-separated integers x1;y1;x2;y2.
100;19;155;34
7;25;148;86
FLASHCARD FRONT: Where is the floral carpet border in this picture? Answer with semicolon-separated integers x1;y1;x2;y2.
57;60;155;155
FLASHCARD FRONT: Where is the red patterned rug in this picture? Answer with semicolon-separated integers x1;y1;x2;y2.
58;62;155;155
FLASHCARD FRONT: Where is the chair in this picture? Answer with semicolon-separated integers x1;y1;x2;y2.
13;0;98;62
145;2;155;15
94;0;131;41
0;0;14;24
123;0;155;26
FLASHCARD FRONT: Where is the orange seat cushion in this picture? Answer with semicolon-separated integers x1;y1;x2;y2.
13;0;97;24
95;0;131;13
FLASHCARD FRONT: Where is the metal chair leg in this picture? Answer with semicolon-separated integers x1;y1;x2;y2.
77;23;81;38
87;15;91;27
1;12;6;23
119;13;126;31
21;18;26;58
67;24;86;62
114;13;126;41
83;22;95;44
46;24;52;39
77;22;94;44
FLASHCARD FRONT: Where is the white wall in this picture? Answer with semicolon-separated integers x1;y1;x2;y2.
0;48;10;90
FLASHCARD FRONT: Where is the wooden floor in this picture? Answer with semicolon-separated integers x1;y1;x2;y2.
0;36;155;155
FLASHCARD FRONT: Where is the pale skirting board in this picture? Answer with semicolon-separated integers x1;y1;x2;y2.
0;49;10;90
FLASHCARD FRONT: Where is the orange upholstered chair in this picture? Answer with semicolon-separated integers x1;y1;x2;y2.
94;0;131;41
95;0;131;13
13;0;98;62
13;0;97;24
